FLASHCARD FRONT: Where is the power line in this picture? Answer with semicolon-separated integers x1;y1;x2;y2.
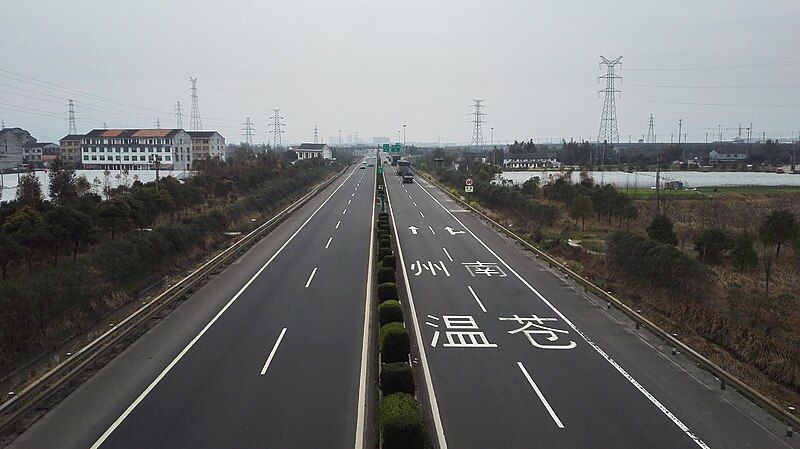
189;77;202;131
469;99;485;147
597;55;622;144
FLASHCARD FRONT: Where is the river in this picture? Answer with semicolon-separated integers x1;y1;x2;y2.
498;170;800;189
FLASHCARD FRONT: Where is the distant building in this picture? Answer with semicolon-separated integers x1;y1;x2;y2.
81;128;192;170
709;149;747;163
187;131;226;162
59;134;84;168
0;127;36;170
502;153;561;170
295;143;332;160
22;142;59;168
372;136;390;144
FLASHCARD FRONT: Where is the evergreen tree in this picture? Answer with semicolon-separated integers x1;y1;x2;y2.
646;214;678;246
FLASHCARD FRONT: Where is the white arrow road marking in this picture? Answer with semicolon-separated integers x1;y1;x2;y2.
445;226;465;235
305;267;318;288
467;285;487;313
408;226;419;235
261;328;287;375
518;362;564;428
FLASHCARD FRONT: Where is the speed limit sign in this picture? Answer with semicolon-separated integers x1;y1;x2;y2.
465;178;474;186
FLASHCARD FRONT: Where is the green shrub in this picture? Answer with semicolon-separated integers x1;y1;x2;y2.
380;362;415;395
377;282;399;302
693;227;732;263
378;246;393;260
381;254;397;270
378;393;426;449
379;322;410;363
379;300;404;325
378;236;391;248
378;212;389;221
378;222;391;232
377;267;396;284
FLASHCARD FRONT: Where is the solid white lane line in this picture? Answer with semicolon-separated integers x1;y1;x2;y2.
467;285;487;313
442;247;453;262
355;167;378;449
429;226;436;235
336;220;341;229
260;328;288;375
517;362;564;429
325;237;332;249
416;179;709;449
90;166;358;449
305;267;318;288
385;179;448;449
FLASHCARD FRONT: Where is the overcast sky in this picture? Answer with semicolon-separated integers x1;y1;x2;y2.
2;0;799;145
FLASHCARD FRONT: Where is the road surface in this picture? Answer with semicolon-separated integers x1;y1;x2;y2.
10;162;375;449
383;160;796;449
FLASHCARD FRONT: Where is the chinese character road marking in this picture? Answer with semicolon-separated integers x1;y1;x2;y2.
463;261;507;277
427;315;497;348
499;315;576;350
411;260;451;277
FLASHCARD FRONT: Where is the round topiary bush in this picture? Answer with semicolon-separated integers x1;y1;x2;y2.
381;254;397;270
378;300;404;325
377;282;399;302
380;362;415;395
377;246;393;261
377;267;396;284
378;236;391;248
379;322;410;363
378;212;389;221
378;393;426;449
378;222;391;232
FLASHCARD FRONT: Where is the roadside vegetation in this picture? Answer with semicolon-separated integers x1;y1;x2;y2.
0;148;341;374
373;172;428;449
421;149;800;414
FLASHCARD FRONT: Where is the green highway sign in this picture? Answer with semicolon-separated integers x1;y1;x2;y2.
377;166;383;174
382;143;390;151
391;143;402;153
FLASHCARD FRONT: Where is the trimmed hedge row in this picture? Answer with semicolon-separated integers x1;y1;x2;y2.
373;169;426;449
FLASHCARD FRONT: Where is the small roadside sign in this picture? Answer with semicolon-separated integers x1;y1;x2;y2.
465;178;474;186
377;166;384;174
465;185;474;193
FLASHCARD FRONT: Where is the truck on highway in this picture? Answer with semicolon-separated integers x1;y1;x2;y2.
390;155;401;166
397;160;413;183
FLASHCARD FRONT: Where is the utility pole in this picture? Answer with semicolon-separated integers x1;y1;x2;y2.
269;109;285;148
67;99;77;134
491;127;494;146
469;99;485;147
678;119;683;144
175;102;184;129
655;154;663;216
705;132;709;143
718;124;723;141
313;125;319;144
189;77;202;131
242;117;254;145
103;122;108;130
403;124;407;154
646;114;655;143
597;55;622;145
155;118;161;129
355;131;358;146
339;129;342;146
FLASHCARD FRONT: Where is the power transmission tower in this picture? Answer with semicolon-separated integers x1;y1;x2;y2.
646;114;655;143
242;117;255;145
155;118;161;129
469;99;485;147
678;118;683;144
269;109;285;148
189;77;202;131
313;125;319;144
67;99;77;134
597;55;622;144
103;122;108;130
175;102;184;128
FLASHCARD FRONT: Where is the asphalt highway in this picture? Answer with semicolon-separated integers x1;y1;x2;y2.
383;159;797;449
10;162;376;449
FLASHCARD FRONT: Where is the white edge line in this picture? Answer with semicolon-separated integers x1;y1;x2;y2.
355;164;377;449
305;267;318;288
517;361;564;428
386;175;449;449
260;328;287;375
90;166;357;449
467;285;487;313
416;177;710;449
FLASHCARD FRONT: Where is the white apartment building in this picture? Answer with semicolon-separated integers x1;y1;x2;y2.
80;128;194;170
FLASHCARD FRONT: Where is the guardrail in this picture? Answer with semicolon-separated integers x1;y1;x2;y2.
0;167;346;436
417;170;799;435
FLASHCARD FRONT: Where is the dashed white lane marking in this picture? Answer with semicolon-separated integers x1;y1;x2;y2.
429;226;436;235
260;328;288;375
467;285;487;313
336;220;341;229
413;202;418;207
419;211;424;218
325;237;332;249
442;247;453;262
348;199;352;204
343;208;348;215
305;267;318;288
518;362;564;428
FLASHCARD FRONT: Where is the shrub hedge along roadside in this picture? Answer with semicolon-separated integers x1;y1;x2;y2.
381;254;397;270
378;393;427;449
377;266;396;284
379;322;410;363
377;282;399;302
379;362;415;395
378;300;404;326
